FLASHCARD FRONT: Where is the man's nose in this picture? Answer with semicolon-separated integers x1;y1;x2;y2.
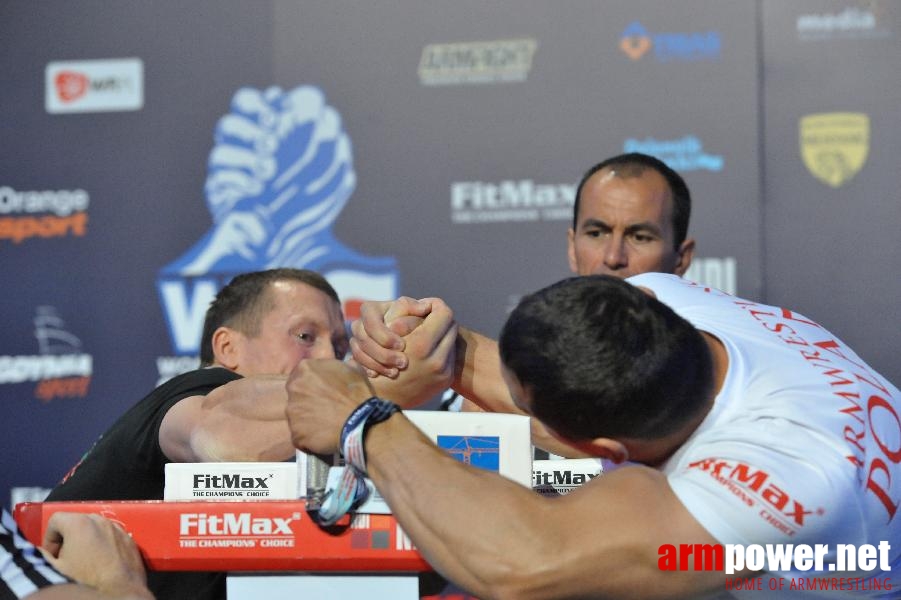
603;235;628;269
311;339;339;359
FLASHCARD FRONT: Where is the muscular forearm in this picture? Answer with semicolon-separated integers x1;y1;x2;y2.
162;375;296;463
452;327;515;413
284;359;724;598
365;415;722;599
365;413;555;599
194;376;295;461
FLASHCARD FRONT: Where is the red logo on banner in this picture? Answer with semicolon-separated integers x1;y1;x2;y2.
55;71;89;103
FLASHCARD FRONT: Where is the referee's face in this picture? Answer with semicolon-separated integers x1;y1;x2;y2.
567;167;693;279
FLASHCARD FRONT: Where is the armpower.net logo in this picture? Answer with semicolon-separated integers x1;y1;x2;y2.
658;541;893;594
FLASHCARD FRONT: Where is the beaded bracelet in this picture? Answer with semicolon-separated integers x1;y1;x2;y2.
313;397;400;526
341;397;401;475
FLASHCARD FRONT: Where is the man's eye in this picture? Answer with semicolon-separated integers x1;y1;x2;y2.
632;233;654;243
296;332;315;344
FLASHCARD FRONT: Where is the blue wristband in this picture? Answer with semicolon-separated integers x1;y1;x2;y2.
313;397;399;526
341;397;400;474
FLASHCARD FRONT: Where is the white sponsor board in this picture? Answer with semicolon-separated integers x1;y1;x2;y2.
532;458;603;497
45;58;144;113
300;411;533;515
164;462;299;501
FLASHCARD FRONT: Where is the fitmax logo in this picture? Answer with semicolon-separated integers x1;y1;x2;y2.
179;513;296;536
688;458;819;526
532;469;599;486
192;474;271;489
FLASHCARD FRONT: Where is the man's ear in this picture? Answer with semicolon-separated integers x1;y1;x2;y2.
673;237;696;277
567;228;578;274
566;436;630;464
211;327;240;370
589;437;630;464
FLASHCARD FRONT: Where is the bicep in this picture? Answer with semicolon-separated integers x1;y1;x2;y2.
533;466;726;599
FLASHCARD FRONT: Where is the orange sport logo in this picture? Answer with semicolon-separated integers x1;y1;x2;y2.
0;186;90;243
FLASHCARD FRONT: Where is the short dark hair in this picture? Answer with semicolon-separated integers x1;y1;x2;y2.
199;268;340;366
572;153;691;248
499;275;712;441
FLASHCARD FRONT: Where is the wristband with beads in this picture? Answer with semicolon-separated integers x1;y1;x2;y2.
341;397;401;475
313;397;400;526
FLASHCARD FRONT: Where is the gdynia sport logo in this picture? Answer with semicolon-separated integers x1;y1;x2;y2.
658;541;893;593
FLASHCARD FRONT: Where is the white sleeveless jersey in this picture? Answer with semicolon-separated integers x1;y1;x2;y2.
628;273;900;598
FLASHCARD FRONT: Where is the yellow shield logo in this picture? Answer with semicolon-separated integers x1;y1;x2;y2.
799;112;870;188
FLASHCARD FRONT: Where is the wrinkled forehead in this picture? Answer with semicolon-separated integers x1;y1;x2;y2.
591;164;671;196
603;162;652;179
582;167;675;221
267;280;344;322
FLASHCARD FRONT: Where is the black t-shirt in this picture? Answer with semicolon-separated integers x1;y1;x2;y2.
47;367;243;600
